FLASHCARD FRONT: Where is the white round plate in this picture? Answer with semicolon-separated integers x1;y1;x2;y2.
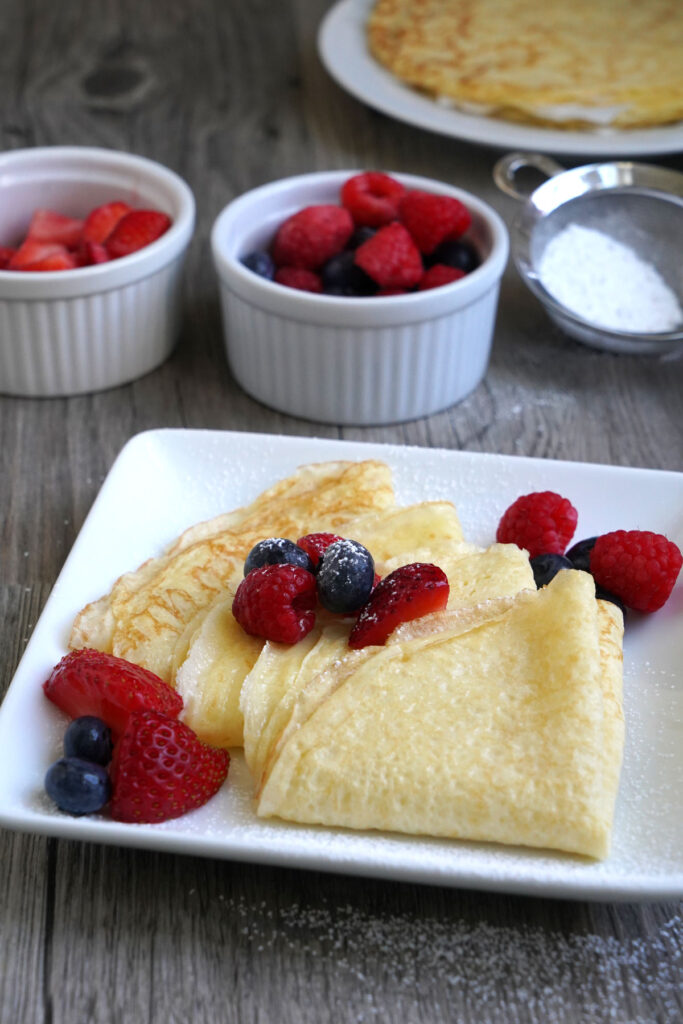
318;0;683;158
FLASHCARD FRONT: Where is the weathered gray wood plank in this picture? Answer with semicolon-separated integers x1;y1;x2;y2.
0;0;681;1021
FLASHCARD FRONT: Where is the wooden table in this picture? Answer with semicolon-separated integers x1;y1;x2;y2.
1;1;682;1020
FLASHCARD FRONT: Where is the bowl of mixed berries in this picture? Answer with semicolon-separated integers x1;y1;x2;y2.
0;146;195;396
211;170;509;425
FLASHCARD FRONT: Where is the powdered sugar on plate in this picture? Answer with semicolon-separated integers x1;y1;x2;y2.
538;224;682;334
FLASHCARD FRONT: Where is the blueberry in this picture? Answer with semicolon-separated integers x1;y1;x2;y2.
45;757;111;816
241;251;275;280
529;553;573;588
347;226;376;250
317;539;375;613
321;250;377;296
565;536;598;573
63;716;113;765
244;537;314;576
595;586;626;617
426;239;480;273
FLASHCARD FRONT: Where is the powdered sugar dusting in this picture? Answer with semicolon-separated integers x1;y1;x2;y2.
538;225;682;334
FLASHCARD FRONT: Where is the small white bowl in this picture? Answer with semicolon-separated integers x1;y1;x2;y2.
0;146;195;396
211;170;509;425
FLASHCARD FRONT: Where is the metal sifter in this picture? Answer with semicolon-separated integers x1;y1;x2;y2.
494;152;683;355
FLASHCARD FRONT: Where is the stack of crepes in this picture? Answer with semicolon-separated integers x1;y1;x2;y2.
367;0;683;131
71;459;624;859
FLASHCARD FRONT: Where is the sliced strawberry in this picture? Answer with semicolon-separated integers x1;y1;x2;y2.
76;240;110;266
27;209;84;249
82;201;132;244
348;563;449;649
8;239;65;269
43;648;183;737
23;250;78;272
109;710;230;823
0;246;16;269
106;210;172;259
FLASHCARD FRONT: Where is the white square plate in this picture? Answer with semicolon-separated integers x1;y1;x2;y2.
1;429;681;901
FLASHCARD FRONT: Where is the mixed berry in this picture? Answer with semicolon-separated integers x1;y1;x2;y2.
41;487;681;827
43;649;229;821
0;202;172;272
232;533;449;647
497;491;682;615
241;171;480;297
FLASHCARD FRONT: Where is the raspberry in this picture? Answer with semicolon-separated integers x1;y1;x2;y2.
349;563;449;649
590;530;682;613
399;190;472;254
354;222;423;289
274;267;322;293
496;491;578;558
296;532;343;569
418;264;466;290
340;172;406;227
232;564;317;643
271;205;353;270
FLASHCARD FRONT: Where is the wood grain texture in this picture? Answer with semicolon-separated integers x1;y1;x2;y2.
0;1;681;1021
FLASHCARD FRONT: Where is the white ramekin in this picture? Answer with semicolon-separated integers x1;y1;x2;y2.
0;146;195;396
211;170;509;425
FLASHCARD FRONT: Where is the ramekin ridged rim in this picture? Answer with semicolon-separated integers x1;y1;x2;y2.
211;170;509;327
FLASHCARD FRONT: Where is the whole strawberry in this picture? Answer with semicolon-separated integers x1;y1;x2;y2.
43;649;183;737
109;710;229;823
590;530;682;613
496;491;578;558
349;562;449;649
232;564;317;643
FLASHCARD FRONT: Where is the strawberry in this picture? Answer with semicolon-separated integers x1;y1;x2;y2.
82;201;132;244
109;710;230;823
106;210;172;259
76;240;110;266
43;648;183;737
27;209;84;249
8;240;65;269
23;250;78;272
0;246;16;269
349;563;449;649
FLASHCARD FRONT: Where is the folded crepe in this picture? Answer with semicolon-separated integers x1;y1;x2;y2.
69;459;395;684
180;501;533;747
249;570;624;860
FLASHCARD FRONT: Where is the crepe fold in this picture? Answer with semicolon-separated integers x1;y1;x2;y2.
247;571;624;860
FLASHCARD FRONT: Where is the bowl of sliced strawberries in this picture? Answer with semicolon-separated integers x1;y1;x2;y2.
0;146;195;396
